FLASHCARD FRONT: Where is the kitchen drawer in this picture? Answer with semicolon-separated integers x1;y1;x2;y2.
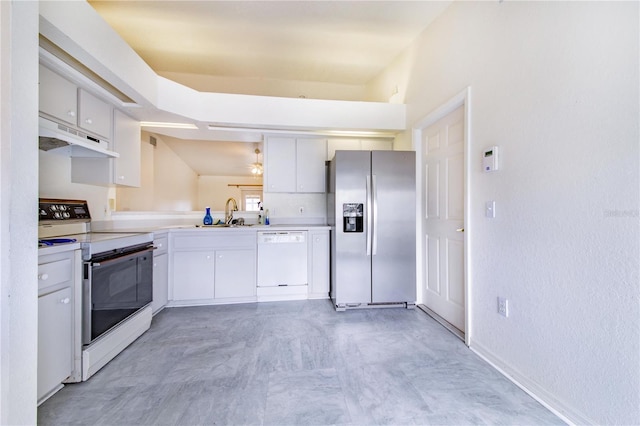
38;258;72;292
172;233;256;250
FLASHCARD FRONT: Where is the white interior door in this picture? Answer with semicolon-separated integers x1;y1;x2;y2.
423;105;466;332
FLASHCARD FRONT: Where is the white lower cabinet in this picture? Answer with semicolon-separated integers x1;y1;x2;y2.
308;230;330;299
38;287;73;401
37;249;81;404
169;232;256;305
215;249;256;299
172;250;215;301
152;233;169;314
152;252;169;313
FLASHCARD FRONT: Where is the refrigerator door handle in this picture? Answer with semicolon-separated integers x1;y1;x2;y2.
372;174;378;255
366;175;372;256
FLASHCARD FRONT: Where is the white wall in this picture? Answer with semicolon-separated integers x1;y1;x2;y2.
262;193;327;224
0;1;39;423
368;2;639;424
39;151;113;220
116;132;198;212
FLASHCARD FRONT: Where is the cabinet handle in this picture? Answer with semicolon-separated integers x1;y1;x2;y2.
118;176;125;180
60;297;70;304
218;254;223;259
85;118;93;125
67;110;76;118
38;273;49;281
154;263;158;267
206;255;211;260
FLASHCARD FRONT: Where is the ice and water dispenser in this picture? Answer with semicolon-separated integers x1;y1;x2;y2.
342;203;363;233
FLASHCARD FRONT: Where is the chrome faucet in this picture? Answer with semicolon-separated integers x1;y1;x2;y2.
224;197;238;224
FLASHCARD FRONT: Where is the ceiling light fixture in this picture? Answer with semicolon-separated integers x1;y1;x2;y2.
251;148;263;176
140;121;198;129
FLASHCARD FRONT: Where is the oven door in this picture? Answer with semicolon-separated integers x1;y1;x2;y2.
83;244;153;345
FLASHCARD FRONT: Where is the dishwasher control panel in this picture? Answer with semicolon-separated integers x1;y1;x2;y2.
257;231;306;244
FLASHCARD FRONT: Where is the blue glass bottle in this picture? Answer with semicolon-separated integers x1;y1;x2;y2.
203;207;213;225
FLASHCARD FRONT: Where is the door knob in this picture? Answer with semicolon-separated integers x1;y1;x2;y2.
456;228;464;232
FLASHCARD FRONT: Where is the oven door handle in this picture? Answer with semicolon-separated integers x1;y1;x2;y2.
91;246;154;268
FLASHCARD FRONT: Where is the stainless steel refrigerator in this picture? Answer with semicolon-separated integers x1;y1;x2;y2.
327;150;416;311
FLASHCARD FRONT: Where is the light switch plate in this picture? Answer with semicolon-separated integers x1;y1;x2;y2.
485;201;496;218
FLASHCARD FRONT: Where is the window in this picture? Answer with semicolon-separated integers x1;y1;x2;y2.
242;190;262;211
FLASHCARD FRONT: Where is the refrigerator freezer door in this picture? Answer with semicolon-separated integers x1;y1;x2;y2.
333;151;372;305
371;151;416;304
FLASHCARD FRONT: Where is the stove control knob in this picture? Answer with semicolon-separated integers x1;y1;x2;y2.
53;212;62;219
51;205;58;211
63;212;70;218
38;273;49;281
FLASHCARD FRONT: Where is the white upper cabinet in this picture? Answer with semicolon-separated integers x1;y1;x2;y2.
39;64;113;141
39;64;78;126
112;110;141;187
78;89;112;139
71;109;141;187
265;137;297;192
296;138;327;193
265;136;327;193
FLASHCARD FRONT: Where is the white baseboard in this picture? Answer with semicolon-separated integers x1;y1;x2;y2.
471;342;594;426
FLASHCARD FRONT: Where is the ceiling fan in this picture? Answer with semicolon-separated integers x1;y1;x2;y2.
251;148;263;175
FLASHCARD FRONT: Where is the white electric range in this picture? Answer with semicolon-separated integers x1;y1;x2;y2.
38;198;154;381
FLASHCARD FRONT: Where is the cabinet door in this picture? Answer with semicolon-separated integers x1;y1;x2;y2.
113;110;141;187
309;231;329;297
215;249;256;299
78;89;112;139
296;138;327;193
152;252;169;313
265;137;296;192
39;65;77;126
171;251;215;301
38;287;73;401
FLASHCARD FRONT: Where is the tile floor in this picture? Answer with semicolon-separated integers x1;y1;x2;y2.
38;300;563;425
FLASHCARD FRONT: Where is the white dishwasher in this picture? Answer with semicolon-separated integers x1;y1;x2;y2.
257;231;308;288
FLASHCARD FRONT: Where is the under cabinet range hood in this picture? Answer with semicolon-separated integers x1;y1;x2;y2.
38;117;119;158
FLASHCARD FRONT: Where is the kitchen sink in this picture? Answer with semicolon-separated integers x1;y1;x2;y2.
194;223;254;228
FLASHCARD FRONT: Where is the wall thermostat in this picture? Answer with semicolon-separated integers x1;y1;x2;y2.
483;146;499;172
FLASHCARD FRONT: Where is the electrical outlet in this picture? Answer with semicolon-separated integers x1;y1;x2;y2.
498;297;509;317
